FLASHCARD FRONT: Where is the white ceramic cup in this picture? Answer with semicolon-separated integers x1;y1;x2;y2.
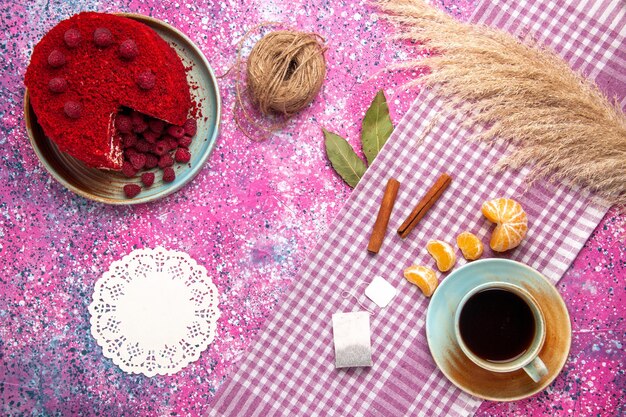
454;282;548;382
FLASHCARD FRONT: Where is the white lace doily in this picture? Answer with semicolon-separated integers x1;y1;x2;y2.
88;247;220;377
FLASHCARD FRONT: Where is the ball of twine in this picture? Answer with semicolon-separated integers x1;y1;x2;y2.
246;31;326;116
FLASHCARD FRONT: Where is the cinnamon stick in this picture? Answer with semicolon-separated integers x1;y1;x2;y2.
367;178;401;254
397;173;452;239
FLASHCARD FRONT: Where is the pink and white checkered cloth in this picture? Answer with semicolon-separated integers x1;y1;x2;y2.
209;1;625;415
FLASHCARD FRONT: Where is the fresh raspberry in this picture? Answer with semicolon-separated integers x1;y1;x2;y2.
148;119;165;134
144;154;158;169
166;125;185;139
162;167;175;183
174;148;191;163
124;147;138;158
93;27;113;48
183;119;197;136
135;139;154;154
63;29;81;48
178;135;192;148
123;183;141;198
124;146;141;159
132;120;148;134
48;77;68;94
158;153;174;168
63;101;81;119
156;134;170;146
130;153;146;170
130;111;144;125
141;172;155;187
166;136;179;150
119;39;138;60
129;111;147;133
115;114;133;134
48;50;66;68
122;133;138;148
153;141;170;156
142;130;159;144
136;71;156;90
121;161;137;178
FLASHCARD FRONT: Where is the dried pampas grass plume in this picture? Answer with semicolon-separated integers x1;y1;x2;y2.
378;0;626;206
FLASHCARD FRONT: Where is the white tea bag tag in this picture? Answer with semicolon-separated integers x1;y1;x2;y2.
364;276;396;308
332;311;373;368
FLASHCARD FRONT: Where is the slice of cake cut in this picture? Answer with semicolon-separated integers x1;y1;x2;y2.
25;12;191;170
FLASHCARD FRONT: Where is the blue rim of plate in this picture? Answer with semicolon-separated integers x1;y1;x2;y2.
24;13;221;205
425;258;572;401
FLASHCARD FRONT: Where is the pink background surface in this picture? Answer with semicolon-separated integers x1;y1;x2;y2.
0;0;624;416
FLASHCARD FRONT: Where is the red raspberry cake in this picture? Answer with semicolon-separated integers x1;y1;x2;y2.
25;12;191;170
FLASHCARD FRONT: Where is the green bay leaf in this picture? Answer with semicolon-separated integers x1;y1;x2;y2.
362;90;394;166
323;128;367;188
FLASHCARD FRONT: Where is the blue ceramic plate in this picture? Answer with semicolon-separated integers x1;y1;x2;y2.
24;14;220;205
426;259;571;401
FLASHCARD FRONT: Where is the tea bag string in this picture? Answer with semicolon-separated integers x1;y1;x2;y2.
341;281;374;315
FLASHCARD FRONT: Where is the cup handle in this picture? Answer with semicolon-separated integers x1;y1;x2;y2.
523;356;548;382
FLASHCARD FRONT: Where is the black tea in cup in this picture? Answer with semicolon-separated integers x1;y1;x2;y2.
458;288;536;362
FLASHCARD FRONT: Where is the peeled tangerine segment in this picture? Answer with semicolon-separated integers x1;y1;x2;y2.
481;198;528;252
456;231;484;260
404;265;438;297
426;240;457;272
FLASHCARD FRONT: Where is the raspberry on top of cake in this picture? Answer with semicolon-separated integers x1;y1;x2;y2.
25;12;191;170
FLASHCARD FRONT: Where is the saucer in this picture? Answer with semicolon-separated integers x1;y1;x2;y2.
425;259;571;401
